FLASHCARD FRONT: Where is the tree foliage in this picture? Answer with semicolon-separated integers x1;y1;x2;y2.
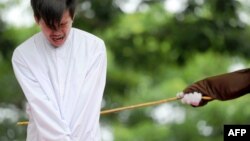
0;0;250;140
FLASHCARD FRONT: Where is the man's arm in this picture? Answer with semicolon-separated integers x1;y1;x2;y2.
182;68;250;106
70;40;107;139
12;50;72;141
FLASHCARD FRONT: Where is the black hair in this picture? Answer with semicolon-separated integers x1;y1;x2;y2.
31;0;77;30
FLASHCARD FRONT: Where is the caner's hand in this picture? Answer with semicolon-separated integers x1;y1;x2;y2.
182;68;250;106
177;92;202;106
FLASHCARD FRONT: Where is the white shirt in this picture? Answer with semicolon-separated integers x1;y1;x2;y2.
12;28;107;141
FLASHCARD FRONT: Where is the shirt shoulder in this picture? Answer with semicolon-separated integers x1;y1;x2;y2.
71;28;106;53
72;28;103;42
12;32;42;61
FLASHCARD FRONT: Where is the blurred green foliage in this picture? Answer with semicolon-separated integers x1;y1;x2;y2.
1;0;250;141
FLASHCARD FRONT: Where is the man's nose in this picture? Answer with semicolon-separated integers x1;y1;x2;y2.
52;27;62;35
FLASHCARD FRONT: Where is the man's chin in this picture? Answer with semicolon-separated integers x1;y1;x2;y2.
51;44;63;48
50;40;65;47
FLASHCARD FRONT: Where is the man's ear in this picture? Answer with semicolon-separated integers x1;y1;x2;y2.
72;13;76;21
71;16;75;22
34;16;39;24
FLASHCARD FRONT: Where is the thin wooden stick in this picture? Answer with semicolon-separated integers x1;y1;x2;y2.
17;96;212;126
17;121;29;126
101;97;177;115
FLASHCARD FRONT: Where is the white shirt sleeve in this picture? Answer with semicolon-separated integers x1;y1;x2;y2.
70;40;107;140
12;49;72;141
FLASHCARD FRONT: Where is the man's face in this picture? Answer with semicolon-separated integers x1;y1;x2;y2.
36;10;73;47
